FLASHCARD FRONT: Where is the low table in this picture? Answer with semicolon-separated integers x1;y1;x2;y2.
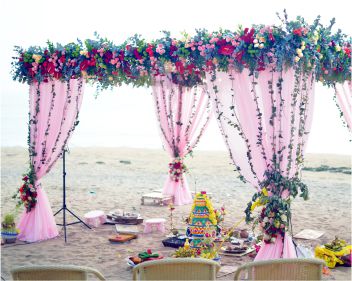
144;218;166;234
141;192;173;206
84;210;106;227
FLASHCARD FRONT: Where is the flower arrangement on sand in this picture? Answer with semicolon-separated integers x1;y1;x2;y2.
169;157;188;182
13;167;37;213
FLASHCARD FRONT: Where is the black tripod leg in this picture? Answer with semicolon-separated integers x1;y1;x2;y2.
66;208;91;229
63;207;67;243
53;207;64;216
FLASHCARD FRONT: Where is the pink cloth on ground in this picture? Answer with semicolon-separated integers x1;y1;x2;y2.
17;185;58;243
254;233;297;261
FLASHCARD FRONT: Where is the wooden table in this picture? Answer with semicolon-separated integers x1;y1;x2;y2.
141;192;173;206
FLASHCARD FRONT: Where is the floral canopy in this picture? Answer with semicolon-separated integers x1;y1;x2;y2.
11;13;351;252
12;14;351;89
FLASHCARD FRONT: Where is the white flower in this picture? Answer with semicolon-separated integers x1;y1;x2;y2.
263;217;269;223
298;53;304;58
263;234;271;241
259;43;264;49
300;45;306;50
253;39;258;44
294;56;300;62
30;187;36;192
335;45;341;52
281;214;287;222
254;43;259;48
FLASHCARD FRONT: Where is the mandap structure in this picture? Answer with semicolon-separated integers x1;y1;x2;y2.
11;13;351;260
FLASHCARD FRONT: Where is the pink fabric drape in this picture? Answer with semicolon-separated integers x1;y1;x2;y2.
152;75;211;205
334;81;352;130
255;234;297;261
206;68;315;260
18;79;84;242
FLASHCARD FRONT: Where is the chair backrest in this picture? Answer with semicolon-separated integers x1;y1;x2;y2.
234;258;325;280
11;265;106;280
132;258;221;280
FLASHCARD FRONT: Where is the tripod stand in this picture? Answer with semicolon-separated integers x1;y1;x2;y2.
54;148;91;242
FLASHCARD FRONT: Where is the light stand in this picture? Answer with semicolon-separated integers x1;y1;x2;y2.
54;148;91;242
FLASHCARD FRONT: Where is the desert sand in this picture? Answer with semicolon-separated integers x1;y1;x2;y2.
1;147;351;280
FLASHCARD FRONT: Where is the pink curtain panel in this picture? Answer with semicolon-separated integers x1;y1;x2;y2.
334;81;352;130
152;75;212;205
18;79;84;242
206;68;315;260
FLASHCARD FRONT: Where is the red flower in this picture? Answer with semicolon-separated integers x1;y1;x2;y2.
174;163;181;169
133;49;142;60
79;60;89;71
146;44;154;57
169;45;178;57
186;63;195;74
206;60;214;70
269;32;275;42
89;57;96;66
42;61;55;75
240;28;255;43
218;44;235;55
28;69;35;77
216;39;227;46
235;50;245;63
344;47;351;58
54;71;62;79
175;61;185;74
293;28;303;37
103;50;113;64
59;56;66;64
118;50;125;61
22;176;29;181
126;45;132;52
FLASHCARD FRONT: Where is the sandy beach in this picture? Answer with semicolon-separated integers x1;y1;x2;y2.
1;147;351;280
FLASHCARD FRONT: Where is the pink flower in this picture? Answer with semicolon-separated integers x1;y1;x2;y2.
281;190;290;199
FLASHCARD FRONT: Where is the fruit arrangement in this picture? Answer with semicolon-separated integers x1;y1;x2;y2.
174;246;197;258
324;237;347;252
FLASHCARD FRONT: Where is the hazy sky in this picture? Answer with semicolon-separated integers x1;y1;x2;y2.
1;0;351;155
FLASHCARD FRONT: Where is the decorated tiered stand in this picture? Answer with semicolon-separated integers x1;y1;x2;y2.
186;191;219;258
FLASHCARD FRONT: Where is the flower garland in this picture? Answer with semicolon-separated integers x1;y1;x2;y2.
11;13;351;90
12;166;37;213
168;157;187;182
245;170;309;243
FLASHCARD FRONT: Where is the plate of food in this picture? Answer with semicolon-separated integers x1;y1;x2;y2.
126;249;163;267
224;245;248;254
